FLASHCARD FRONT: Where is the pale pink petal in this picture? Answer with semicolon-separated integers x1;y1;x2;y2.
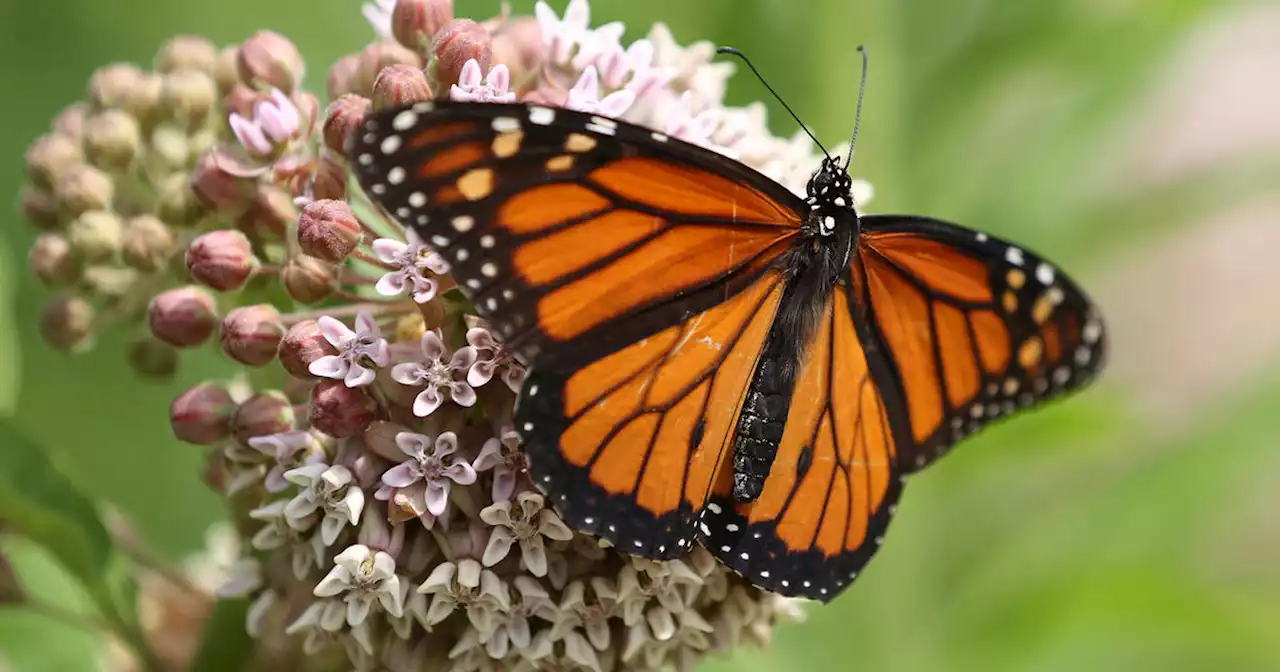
375;271;407;297
413;387;444;417
450;383;477;407
458;58;483;87
382;462;422;488
482;527;515;567
419;330;446;361
424;480;450;516
344;362;376;387
229;113;272;154
492;468;516;502
472;439;504;472
468;360;497;388
317;316;356;348
308;355;348;379
371;238;408;263
443;462;476;486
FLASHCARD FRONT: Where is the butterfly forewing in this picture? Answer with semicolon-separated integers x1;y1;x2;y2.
348;101;803;370
858;215;1108;472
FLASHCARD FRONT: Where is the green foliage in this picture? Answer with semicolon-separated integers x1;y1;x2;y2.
190;598;255;672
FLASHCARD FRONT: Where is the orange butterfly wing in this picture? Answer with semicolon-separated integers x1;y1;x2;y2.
702;269;906;601
858;215;1107;471
350;101;809;557
349;102;801;369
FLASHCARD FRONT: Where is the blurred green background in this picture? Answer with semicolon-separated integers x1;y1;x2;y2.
3;0;1279;670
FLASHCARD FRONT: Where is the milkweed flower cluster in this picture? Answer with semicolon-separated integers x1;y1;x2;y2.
17;0;875;669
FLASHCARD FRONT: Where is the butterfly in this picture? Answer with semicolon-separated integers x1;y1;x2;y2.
349;95;1106;602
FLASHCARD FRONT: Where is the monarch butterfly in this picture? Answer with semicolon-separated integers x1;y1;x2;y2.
349;53;1106;602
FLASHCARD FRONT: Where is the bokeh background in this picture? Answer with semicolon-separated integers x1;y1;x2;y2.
2;0;1279;670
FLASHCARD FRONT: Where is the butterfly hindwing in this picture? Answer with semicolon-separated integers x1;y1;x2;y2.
703;271;905;601
858;215;1108;472
516;271;787;558
349;101;803;370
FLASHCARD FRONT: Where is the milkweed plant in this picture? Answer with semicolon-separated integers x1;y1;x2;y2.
12;1;875;669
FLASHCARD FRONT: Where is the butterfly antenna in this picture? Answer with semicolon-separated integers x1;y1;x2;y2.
843;45;869;170
716;46;831;160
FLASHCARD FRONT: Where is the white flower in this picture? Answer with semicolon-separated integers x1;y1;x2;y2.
307;311;390;387
534;0;595;66
565;65;636;117
380;431;476;517
283;463;365;545
417;559;508;630
360;0;395;40
390;329;478;416
480;491;574;577
371;229;450;304
450;59;517;103
314;544;404;627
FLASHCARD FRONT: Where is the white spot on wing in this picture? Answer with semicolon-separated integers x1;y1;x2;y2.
528;106;555;125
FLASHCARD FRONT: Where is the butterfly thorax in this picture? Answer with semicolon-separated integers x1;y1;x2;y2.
731;160;861;503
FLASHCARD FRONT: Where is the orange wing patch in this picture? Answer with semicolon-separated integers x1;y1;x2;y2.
858;217;1107;472
703;285;904;602
588;157;801;224
517;272;785;559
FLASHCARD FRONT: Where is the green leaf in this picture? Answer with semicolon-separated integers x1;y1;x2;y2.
189;598;255;672
0;235;18;414
0;420;113;590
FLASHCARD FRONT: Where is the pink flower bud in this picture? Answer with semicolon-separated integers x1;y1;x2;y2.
298;199;363;262
54;165;114;216
155;35;218;74
372;63;433;110
148;286;218;347
186;229;259;291
393;0;455;53
492;16;543;74
354;42;422;97
237;184;297;243
82;110;142;171
310;150;348;201
323;93;372;154
121;214;175;272
19;185;60;231
190;152;253;215
236;30;304;92
281;255;339;304
127;337;179;380
310;380;377;438
25;134;84;190
170;382;236;444
39;296;95;353
430;19;492;94
28;234;81;287
220;304;286;366
277;319;338;378
327;53;361;99
232;390;296;445
88;63;144;109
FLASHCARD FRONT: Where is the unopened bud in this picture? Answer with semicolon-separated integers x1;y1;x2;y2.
322;93;372;154
190;152;253;214
281;255;339;304
214;46;241;92
233;390;295;445
26;134;84;190
311;149;349;201
127;337;179;380
310;381;377;438
220;304;286;366
186;229;258;291
277;319;339;378
372;64;433;109
29;233;81;287
298;199;363;261
155;35;218;74
237;185;297;243
54;164;114;217
147;123;192;174
88;63;144;109
492;16;543;75
121;72;164;124
121;214;175;271
20;185;61;231
170;382;235;444
39;296;95;352
156;172;203;227
161;69;218;129
393;0;455;53
67;210;123;262
52;104;89;140
148;286;218;347
355;42;422;97
237;31;304;92
327;53;361;100
83;109;142;171
430;19;491;93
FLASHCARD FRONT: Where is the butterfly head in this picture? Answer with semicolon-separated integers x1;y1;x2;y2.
805;156;857;235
